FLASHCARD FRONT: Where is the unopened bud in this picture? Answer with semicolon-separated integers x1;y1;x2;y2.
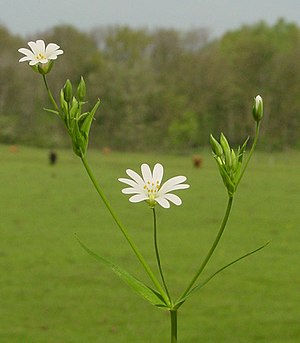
253;95;263;122
77;76;86;102
63;79;73;103
210;134;223;156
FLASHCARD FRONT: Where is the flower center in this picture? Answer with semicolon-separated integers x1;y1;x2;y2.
36;53;46;60
144;180;160;197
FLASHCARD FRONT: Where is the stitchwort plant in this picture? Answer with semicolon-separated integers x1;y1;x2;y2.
18;39;269;343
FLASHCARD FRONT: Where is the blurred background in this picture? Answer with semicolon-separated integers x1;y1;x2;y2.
1;1;300;342
1;0;300;151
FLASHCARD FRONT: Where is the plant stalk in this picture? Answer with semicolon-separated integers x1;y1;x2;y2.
235;122;261;188
170;309;177;343
152;208;172;303
42;75;59;112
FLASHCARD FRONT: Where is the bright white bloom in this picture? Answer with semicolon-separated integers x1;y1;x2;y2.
118;163;190;208
18;40;63;66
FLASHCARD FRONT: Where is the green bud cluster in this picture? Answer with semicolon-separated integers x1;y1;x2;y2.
210;133;248;197
46;76;100;157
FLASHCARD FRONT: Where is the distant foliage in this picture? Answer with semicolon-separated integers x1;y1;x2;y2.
2;19;300;150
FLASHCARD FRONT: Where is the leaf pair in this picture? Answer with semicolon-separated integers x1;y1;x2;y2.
77;236;269;312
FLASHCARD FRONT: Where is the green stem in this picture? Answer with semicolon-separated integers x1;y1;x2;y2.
179;196;233;301
42;75;59;112
152;208;172;302
80;156;170;307
170;309;177;343
235;122;261;188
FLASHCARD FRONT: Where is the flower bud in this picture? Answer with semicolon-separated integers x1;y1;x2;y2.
63;79;73;103
220;133;231;166
253;95;263;122
77;76;86;102
210;134;223;157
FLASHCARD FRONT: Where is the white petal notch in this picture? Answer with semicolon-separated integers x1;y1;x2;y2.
18;39;63;66
118;163;190;209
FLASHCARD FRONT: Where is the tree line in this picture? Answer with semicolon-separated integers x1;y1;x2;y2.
1;18;300;151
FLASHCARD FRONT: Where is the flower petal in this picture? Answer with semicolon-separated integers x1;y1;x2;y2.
159;176;188;194
27;41;38;54
118;177;139;188
126;168;145;187
141;163;152;183
121;188;140;194
19;56;33;62
45;43;61;55
129;194;148;203
35;39;46;53
47;50;64;60
152;163;164;184
18;48;34;57
156;197;170;208
163;193;182;206
162;183;190;193
29;60;39;66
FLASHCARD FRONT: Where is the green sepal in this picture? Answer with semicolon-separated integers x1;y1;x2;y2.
231;149;237;171
69;97;79;119
77;237;169;309
216;162;235;196
220;133;231;167
80;99;100;139
71;120;85;157
238;137;249;162
31;61;54;75
174;241;270;310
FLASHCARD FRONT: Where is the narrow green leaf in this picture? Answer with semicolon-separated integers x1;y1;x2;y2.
175;241;270;309
43;108;59;116
77;237;168;309
238;137;250;162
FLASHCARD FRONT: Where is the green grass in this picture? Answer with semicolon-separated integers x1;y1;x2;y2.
1;145;300;342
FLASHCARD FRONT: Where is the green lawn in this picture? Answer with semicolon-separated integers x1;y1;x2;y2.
1;145;300;342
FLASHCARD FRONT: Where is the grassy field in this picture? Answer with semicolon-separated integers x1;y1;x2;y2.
1;144;300;342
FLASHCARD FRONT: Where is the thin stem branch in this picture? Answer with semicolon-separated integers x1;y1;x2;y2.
152;208;172;302
170;310;177;343
42;75;59;112
80;156;170;307
179;196;233;301
235;122;261;188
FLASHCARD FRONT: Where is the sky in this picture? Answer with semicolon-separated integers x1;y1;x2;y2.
1;0;300;38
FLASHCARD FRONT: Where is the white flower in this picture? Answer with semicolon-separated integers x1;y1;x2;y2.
18;39;63;66
118;163;190;208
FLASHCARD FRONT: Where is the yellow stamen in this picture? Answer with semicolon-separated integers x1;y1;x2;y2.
37;53;46;60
